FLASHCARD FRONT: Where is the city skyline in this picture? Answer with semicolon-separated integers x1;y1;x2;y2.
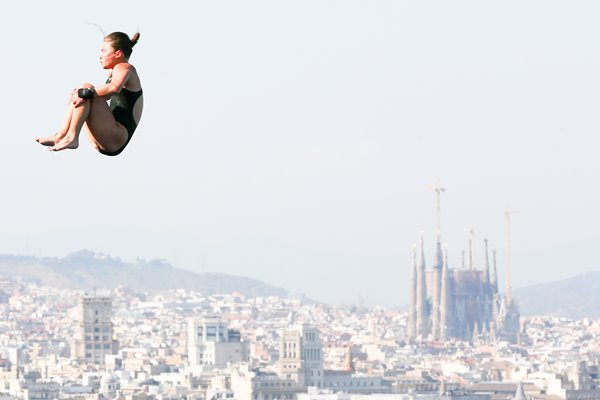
0;276;596;400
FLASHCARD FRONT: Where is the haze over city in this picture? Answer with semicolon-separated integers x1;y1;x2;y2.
2;2;600;400
2;1;600;306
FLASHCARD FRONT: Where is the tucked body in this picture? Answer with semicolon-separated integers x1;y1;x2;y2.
36;32;144;156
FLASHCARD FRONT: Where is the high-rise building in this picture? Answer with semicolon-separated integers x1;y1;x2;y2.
71;295;119;365
187;317;248;368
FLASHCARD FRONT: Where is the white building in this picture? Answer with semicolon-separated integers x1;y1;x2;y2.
188;317;249;368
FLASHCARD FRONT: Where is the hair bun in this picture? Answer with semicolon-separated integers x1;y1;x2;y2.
130;32;140;47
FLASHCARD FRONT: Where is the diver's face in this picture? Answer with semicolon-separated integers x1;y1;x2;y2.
100;41;122;69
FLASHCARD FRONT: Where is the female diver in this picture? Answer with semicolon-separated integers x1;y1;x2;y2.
36;32;143;156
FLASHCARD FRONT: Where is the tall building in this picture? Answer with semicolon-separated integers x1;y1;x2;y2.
187;317;248;368
71;295;119;365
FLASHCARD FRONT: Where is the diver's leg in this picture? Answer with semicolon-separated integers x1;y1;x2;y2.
36;98;76;146
48;100;89;151
51;86;128;154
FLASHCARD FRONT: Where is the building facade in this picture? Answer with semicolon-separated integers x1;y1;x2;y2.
71;295;119;365
407;233;520;343
188;317;248;368
279;324;324;388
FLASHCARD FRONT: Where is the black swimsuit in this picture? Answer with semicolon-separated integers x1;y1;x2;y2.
100;78;143;156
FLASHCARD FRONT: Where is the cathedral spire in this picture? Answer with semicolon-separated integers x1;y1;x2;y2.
428;181;445;270
416;232;428;339
465;227;476;270
408;244;417;338
431;232;442;339
435;230;443;269
439;245;450;341
484;239;491;285
492;249;499;295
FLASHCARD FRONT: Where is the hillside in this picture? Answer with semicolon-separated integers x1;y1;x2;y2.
0;250;288;298
514;271;600;319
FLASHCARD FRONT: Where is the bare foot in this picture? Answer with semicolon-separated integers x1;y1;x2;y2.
35;135;57;146
35;132;67;147
49;136;79;151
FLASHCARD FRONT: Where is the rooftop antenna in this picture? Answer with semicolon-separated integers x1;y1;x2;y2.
504;209;518;301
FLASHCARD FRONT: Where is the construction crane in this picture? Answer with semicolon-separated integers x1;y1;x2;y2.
504;209;518;301
427;180;446;235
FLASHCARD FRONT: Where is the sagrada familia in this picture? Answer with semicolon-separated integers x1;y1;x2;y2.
407;185;520;344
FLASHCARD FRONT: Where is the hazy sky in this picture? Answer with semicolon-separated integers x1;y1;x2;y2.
2;1;600;306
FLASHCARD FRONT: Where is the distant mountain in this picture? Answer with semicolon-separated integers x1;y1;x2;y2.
514;271;600;319
0;250;288;298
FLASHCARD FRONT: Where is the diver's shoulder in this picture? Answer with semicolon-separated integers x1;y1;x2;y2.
114;62;137;73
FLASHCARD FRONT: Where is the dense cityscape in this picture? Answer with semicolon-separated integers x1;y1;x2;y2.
0;274;597;400
0;187;594;400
